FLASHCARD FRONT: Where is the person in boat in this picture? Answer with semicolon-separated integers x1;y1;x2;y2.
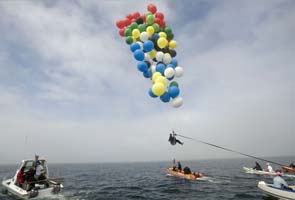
16;166;25;188
266;163;274;172
289;163;295;168
25;167;36;191
253;162;262;171
273;170;293;191
177;161;182;171
183;166;191;174
35;160;45;180
168;130;183;145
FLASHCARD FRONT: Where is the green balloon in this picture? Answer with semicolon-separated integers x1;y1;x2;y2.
146;15;154;25
152;23;160;33
167;32;174;40
165;26;172;34
124;28;132;37
130;22;138;31
138;24;146;32
125;36;133;45
169;81;179;88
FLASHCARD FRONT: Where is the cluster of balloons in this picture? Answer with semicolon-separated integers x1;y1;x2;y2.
116;4;184;108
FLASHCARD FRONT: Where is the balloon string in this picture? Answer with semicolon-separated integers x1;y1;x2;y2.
175;133;285;166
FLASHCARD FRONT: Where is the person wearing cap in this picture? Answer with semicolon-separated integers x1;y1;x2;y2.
273;170;293;191
34;160;44;180
266;163;274;172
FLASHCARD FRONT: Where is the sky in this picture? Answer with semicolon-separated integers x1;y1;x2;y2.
0;0;294;164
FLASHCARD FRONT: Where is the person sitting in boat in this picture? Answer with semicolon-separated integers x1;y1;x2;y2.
25;167;36;191
168;130;183;145
16;166;25;188
273;170;293;191
289;163;295;168
177;161;182;171
266;163;274;172
183;166;191;174
253;162;262;171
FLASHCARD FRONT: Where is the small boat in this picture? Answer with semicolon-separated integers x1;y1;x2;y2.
258;181;295;200
282;166;295;174
1;158;63;199
166;168;204;180
243;167;295;178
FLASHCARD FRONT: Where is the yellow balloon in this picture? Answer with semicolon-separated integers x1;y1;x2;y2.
169;40;177;49
132;36;136;42
155;76;167;86
149;50;156;59
152;72;162;82
146;26;155;36
132;29;140;38
157;37;168;49
152;82;165;96
158;32;167;38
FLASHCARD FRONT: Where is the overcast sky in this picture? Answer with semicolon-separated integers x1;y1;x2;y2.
0;0;294;164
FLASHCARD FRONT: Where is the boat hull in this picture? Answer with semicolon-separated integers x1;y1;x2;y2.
166;168;202;180
243;167;295;178
258;181;295;200
2;178;63;199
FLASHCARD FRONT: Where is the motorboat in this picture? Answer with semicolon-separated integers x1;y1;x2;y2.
258;181;295;200
1;158;63;199
243;167;295;178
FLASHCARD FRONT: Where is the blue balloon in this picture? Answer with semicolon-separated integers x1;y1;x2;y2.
143;40;154;52
168;86;180;98
171;58;178;67
156;63;166;75
137;61;148;72
148;88;157;98
153;33;159;40
130;43;141;52
160;92;170;103
167;63;176;69
143;70;152;78
134;49;145;61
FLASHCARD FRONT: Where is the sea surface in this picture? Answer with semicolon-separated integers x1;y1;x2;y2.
1;157;294;200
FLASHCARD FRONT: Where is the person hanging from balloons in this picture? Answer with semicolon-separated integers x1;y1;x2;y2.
168;130;183;145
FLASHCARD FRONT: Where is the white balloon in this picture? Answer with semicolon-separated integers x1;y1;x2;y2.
175;66;184;77
140;32;149;42
164;67;175;78
171;96;183;108
136;41;143;50
151;64;156;74
163;53;172;65
156;51;164;62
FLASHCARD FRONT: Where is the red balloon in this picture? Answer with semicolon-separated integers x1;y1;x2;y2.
119;28;125;37
131;18;136;23
147;3;157;14
116;20;125;29
133;11;140;19
155;12;164;20
140;14;146;23
159;20;166;28
154;17;161;25
126;14;133;20
124;18;131;26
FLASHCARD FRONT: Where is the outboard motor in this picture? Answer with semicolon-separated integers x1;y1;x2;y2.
29;189;38;198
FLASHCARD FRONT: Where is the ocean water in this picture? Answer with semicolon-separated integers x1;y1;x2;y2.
1;157;294;200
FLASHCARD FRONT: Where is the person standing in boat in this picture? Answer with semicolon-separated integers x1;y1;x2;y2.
253;162;262;171
266;163;274;172
34;160;44;180
273;170;293;191
177;161;182;171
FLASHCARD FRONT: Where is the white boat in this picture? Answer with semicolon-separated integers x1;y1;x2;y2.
258;181;295;200
243;167;295;178
1;158;63;199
